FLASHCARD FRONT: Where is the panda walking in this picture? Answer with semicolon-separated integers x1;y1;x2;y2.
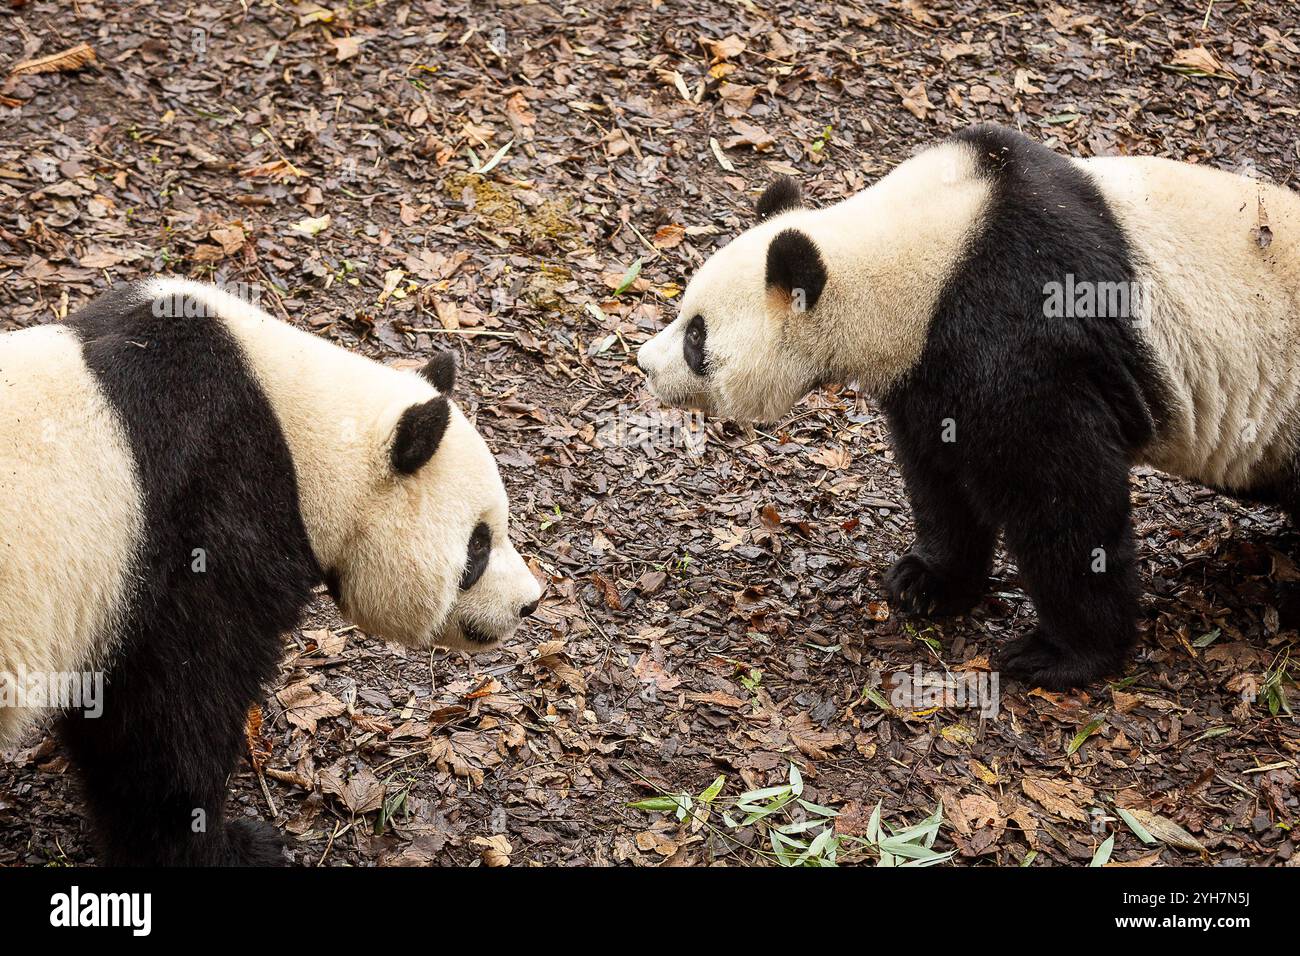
0;279;541;865
639;124;1300;691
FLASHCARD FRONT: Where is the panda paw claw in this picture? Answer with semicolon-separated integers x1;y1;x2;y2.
885;553;982;617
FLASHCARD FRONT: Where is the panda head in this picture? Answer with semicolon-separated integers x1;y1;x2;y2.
327;354;542;652
637;176;832;424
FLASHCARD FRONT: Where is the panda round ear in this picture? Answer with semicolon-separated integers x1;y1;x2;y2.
391;396;451;475
756;175;803;221
419;352;457;394
765;228;827;314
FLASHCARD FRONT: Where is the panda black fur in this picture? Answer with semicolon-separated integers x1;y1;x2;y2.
638;124;1300;691
0;279;541;865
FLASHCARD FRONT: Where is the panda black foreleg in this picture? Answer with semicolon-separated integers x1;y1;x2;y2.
886;464;998;617
993;461;1139;690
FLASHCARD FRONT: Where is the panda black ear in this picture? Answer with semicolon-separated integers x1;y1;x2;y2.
391;396;451;475
756;175;803;221
765;228;827;313
419;352;457;394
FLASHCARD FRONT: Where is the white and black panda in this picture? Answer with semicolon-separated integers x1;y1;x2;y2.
638;124;1300;691
0;278;542;865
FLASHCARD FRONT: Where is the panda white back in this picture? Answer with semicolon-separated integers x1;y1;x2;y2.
0;325;140;743
1082;156;1300;490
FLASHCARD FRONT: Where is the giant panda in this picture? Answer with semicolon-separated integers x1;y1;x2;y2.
638;123;1300;691
0;278;542;865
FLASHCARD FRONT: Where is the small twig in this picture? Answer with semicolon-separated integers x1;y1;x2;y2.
316;820;353;867
400;327;517;338
256;768;278;817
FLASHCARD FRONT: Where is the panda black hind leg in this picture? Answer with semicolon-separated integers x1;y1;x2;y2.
885;457;997;616
990;431;1140;690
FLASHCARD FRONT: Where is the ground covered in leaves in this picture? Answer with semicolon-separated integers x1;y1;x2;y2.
2;0;1298;866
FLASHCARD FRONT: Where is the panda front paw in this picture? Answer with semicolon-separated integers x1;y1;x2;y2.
225;819;288;867
885;552;984;617
995;629;1118;691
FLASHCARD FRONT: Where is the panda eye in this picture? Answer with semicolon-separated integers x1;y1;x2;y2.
683;314;707;376
459;521;492;590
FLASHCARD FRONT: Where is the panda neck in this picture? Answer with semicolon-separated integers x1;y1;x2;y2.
217;304;430;573
797;141;993;395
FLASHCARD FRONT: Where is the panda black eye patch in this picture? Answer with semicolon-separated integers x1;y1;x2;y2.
683;314;707;376
459;521;492;590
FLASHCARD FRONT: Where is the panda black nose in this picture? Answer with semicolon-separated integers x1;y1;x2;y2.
519;599;539;619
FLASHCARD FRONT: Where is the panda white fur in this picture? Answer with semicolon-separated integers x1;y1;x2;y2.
0;278;541;864
638;124;1300;691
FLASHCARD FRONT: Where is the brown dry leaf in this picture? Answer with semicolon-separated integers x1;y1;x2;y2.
378;267;405;304
767;31;796;59
277;680;346;733
505;92;536;128
429;736;481;785
685;690;747;708
1171;46;1224;75
434;299;460;330
718;82;757;116
810;445;851;470
704;35;746;62
1045;5;1098;32
632;655;681;693
304;627;346;656
787;712;849;760
1105;850;1165;867
321;766;384;815
722;120;775;152
1122;809;1207;854
241;159;303;180
1004;800;1041;848
330;36;366;62
244;705;270;773
79;247;126;269
902;0;938;25
940;42;976;61
536;648;586;692
209;225;245;255
473;834;512;866
591;571;623;610
1112;689;1141;713
958;794;1003;832
1014;69;1042;95
635;829;680;856
9;42;96;76
190;243;225;263
898;82;934;121
1021;776;1093;823
652;224;686;249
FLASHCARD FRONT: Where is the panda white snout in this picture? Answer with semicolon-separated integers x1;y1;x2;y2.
442;544;543;651
637;324;713;414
